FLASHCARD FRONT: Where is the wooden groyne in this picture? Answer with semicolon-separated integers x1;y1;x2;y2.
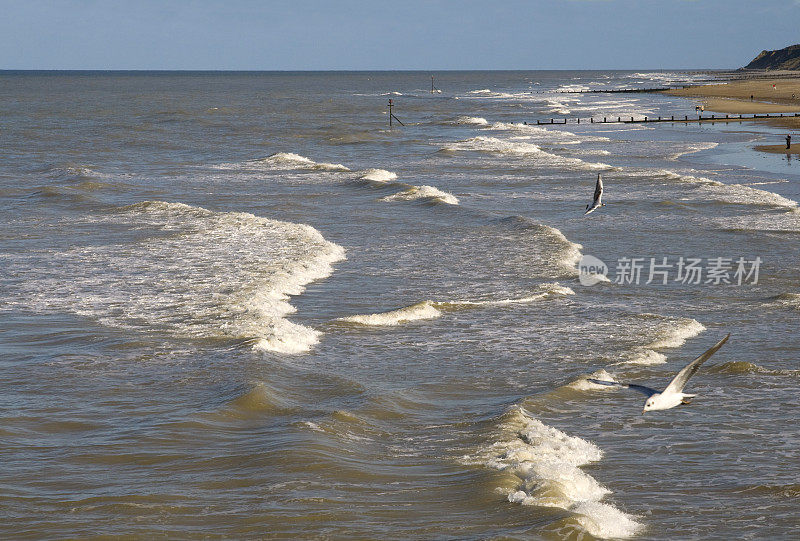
553;87;686;94
533;112;800;125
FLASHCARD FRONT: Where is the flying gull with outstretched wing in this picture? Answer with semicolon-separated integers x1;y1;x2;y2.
589;334;730;414
584;173;605;215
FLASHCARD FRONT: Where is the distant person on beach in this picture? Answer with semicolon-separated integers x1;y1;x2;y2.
787;135;792;149
750;94;754;101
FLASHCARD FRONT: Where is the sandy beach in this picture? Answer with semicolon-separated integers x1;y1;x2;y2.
665;76;800;149
666;76;800;105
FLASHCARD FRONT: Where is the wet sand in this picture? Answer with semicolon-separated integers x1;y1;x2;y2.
753;144;800;155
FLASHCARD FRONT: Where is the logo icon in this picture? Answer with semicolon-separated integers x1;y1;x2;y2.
578;254;608;286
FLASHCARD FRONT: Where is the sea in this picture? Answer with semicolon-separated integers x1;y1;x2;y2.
1;71;798;539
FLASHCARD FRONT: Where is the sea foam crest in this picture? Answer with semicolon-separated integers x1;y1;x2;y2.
359;168;398;182
257;152;350;171
466;406;643;539
336;301;442;326
442;136;612;171
618;315;705;366
216;152;350;172
15;201;345;355
336;283;574;326
455;116;490;125
768;293;800;310
381;185;459;205
657;170;798;209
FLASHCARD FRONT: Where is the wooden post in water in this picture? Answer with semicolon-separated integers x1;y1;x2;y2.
388;99;404;127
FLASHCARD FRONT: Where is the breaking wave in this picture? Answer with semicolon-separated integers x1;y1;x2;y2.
455;116;489;125
359;168;398;182
336;301;442;326
216;152;350;172
465;406;643;539
380;185;459;205
441;136;612;170
10;201;345;354
656;170;798;210
335;283;574;326
618;315;706;365
766;292;800;310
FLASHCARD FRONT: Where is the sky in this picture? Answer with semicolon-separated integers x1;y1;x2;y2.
1;0;799;70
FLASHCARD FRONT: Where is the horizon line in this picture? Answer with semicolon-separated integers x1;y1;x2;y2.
0;67;734;73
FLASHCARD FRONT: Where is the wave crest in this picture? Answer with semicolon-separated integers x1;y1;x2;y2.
381;185;459;205
465;406;642;539
13;201;345;355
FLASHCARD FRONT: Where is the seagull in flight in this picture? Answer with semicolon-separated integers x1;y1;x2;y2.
589;334;730;414
584;173;604;215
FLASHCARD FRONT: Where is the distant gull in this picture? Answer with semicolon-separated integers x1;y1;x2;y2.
589;334;730;414
584;173;605;215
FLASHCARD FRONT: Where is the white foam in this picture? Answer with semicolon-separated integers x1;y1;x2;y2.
770;293;800;310
466;406;642;539
545;99;572;114
336;301;441;326
381;185;459;205
336;283;573;327
217;152;350;172
572;501;645;539
359;168;398;182
15;201;345;354
619;349;668;366
442;136;612;171
611;316;705;367
669;142;718;160
568;369;618;391
555;84;591;93
644;317;706;349
657;170;798;209
483;283;575;305
456;116;489;125
447;282;575;308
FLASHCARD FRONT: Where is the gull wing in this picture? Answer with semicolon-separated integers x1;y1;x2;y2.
584;174;603;215
593;173;603;203
587;379;659;397
663;334;730;395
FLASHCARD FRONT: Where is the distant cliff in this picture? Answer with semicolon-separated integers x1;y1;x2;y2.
743;44;800;70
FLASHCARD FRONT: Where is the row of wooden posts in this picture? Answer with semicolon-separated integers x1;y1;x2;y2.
534;112;800;125
550;87;685;94
386;98;800;128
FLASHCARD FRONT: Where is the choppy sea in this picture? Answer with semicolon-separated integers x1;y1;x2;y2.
1;70;798;539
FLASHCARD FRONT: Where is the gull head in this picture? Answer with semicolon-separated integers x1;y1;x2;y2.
642;394;660;415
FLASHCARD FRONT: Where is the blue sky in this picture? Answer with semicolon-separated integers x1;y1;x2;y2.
1;0;799;70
